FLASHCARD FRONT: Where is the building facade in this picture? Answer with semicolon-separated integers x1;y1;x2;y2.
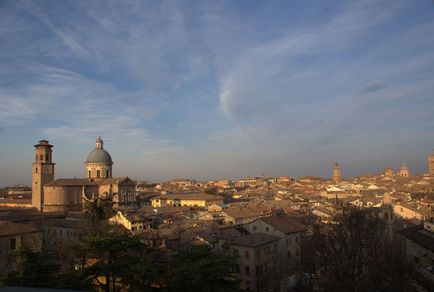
222;233;280;292
31;137;136;212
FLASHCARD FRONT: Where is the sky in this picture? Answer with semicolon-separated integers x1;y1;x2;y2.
1;0;434;186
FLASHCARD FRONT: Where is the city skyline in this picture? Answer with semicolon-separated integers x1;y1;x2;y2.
1;0;434;186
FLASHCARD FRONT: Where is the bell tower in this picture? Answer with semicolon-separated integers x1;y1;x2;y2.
428;152;434;176
333;162;341;183
32;140;55;211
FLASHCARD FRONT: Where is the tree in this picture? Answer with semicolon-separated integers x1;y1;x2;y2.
83;195;115;236
4;248;58;288
168;246;239;292
297;207;414;292
79;232;148;291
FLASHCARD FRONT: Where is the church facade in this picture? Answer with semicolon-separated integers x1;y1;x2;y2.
32;138;136;212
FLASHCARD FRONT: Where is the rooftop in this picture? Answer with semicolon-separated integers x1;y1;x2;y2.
229;232;280;248
0;220;39;236
260;214;308;234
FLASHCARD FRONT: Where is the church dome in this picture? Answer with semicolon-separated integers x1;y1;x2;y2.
86;149;113;164
85;137;113;164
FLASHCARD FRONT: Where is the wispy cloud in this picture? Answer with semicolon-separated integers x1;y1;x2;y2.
0;0;433;184
358;80;387;95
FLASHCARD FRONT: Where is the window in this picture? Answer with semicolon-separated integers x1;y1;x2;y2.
245;265;250;276
45;154;49;161
88;170;91;178
106;169;109;177
97;170;100;178
35;167;38;174
256;265;263;276
265;227;269;232
10;237;17;250
40;154;43;161
245;250;250;259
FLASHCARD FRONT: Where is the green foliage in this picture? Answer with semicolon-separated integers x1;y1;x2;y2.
4;247;58;288
84;196;116;236
168;246;238;292
3;197;240;291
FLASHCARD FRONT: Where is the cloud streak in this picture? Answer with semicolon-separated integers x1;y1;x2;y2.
0;0;434;185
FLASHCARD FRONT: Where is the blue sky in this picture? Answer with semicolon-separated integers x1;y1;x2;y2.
1;0;434;186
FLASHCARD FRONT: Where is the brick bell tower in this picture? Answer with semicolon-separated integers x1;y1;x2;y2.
32;140;55;211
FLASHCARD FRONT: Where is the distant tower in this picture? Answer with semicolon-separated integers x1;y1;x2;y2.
428;152;434;176
333;163;341;182
32;140;55;211
384;168;393;177
85;137;113;179
397;163;410;177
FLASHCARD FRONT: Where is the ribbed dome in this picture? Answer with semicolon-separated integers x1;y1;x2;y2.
86;148;113;164
85;137;113;164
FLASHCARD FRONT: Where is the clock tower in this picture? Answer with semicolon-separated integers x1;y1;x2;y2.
32;140;55;211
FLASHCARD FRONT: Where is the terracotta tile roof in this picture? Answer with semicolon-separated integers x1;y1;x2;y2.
260;215;308;234
0;220;39;236
223;206;271;219
398;202;432;216
160;193;223;201
44;177;135;187
216;226;246;241
44;178;99;187
229;233;280;247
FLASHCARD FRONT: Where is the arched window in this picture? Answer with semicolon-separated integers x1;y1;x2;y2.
35;167;38;174
106;169;109;177
88;170;91;178
97;170;100;178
